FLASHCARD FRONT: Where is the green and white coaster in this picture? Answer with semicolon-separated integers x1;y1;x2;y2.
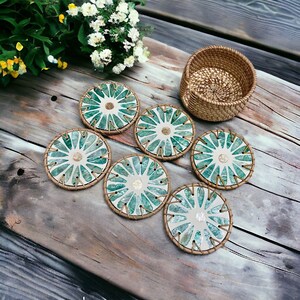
164;183;233;255
191;129;255;190
104;154;171;219
80;81;140;135
44;129;111;190
134;104;195;161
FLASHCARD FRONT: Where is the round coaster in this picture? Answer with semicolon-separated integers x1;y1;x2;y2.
191;129;255;190
103;154;171;219
134;104;195;160
44;129;111;190
80;81;140;135
164;183;233;255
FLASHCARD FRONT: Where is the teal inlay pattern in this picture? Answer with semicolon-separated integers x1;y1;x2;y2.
191;129;254;190
44;129;111;190
80;82;139;134
164;184;232;254
135;104;195;160
104;154;170;219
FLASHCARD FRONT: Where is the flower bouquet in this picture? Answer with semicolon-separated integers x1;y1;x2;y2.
0;0;150;87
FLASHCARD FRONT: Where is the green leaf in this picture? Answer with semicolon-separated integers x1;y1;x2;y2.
0;50;17;60
28;63;40;76
78;24;88;46
0;16;18;27
0;0;8;4
29;33;52;45
0;75;11;88
43;43;50;56
24;47;39;66
35;55;46;69
51;46;65;57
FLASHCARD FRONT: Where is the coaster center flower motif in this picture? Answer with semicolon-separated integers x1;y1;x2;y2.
135;104;195;160
164;184;233;255
44;129;111;190
80;82;140;135
104;154;171;219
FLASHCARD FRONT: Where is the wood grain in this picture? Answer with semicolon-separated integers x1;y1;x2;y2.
0;39;299;299
140;0;300;57
141;15;300;85
0;226;136;300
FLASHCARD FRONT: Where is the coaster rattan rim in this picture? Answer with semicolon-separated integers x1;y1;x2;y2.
79;81;140;135
163;183;233;255
44;128;111;191
103;153;171;220
134;104;196;161
190;129;255;190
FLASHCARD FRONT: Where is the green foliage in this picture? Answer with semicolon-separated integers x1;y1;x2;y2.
0;0;69;87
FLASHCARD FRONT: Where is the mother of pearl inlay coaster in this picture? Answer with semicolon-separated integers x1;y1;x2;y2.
134;104;195;161
44;128;111;190
80;81;140;135
164;183;233;255
103;154;171;219
191;129;255;190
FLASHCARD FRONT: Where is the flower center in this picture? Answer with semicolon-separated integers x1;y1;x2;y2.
73;152;83;162
132;179;143;191
218;153;229;163
105;102;114;110
161;126;171;135
195;211;206;223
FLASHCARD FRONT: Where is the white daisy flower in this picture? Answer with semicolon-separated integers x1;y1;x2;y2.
90;50;103;68
47;55;58;64
123;40;135;52
90;17;105;32
88;32;105;47
128;27;139;42
128;9;139;26
66;3;79;16
99;49;112;65
116;1;128;14
112;63;126;74
109;12;127;23
124;55;135;67
81;3;98;17
90;0;106;9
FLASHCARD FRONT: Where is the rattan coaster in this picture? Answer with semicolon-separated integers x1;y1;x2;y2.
134;104;195;161
103;154;171;219
191;129;255;190
80;81;140;135
164;183;233;255
44;129;111;190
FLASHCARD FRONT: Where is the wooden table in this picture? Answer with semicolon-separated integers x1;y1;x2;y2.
1;1;299;299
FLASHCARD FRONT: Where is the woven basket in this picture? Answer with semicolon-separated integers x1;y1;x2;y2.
180;46;256;122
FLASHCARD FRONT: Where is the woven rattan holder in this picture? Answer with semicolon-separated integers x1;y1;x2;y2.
180;46;256;122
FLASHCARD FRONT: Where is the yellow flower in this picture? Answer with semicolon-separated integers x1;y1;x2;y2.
16;42;24;51
3;70;8;77
57;58;68;69
18;60;27;75
0;61;7;69
10;71;19;78
42;67;50;71
7;59;14;71
59;14;65;23
68;3;76;9
14;57;19;64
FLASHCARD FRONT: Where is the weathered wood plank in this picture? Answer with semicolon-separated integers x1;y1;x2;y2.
0;38;299;299
140;15;300;85
140;0;300;57
0;226;136;300
0;136;300;300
